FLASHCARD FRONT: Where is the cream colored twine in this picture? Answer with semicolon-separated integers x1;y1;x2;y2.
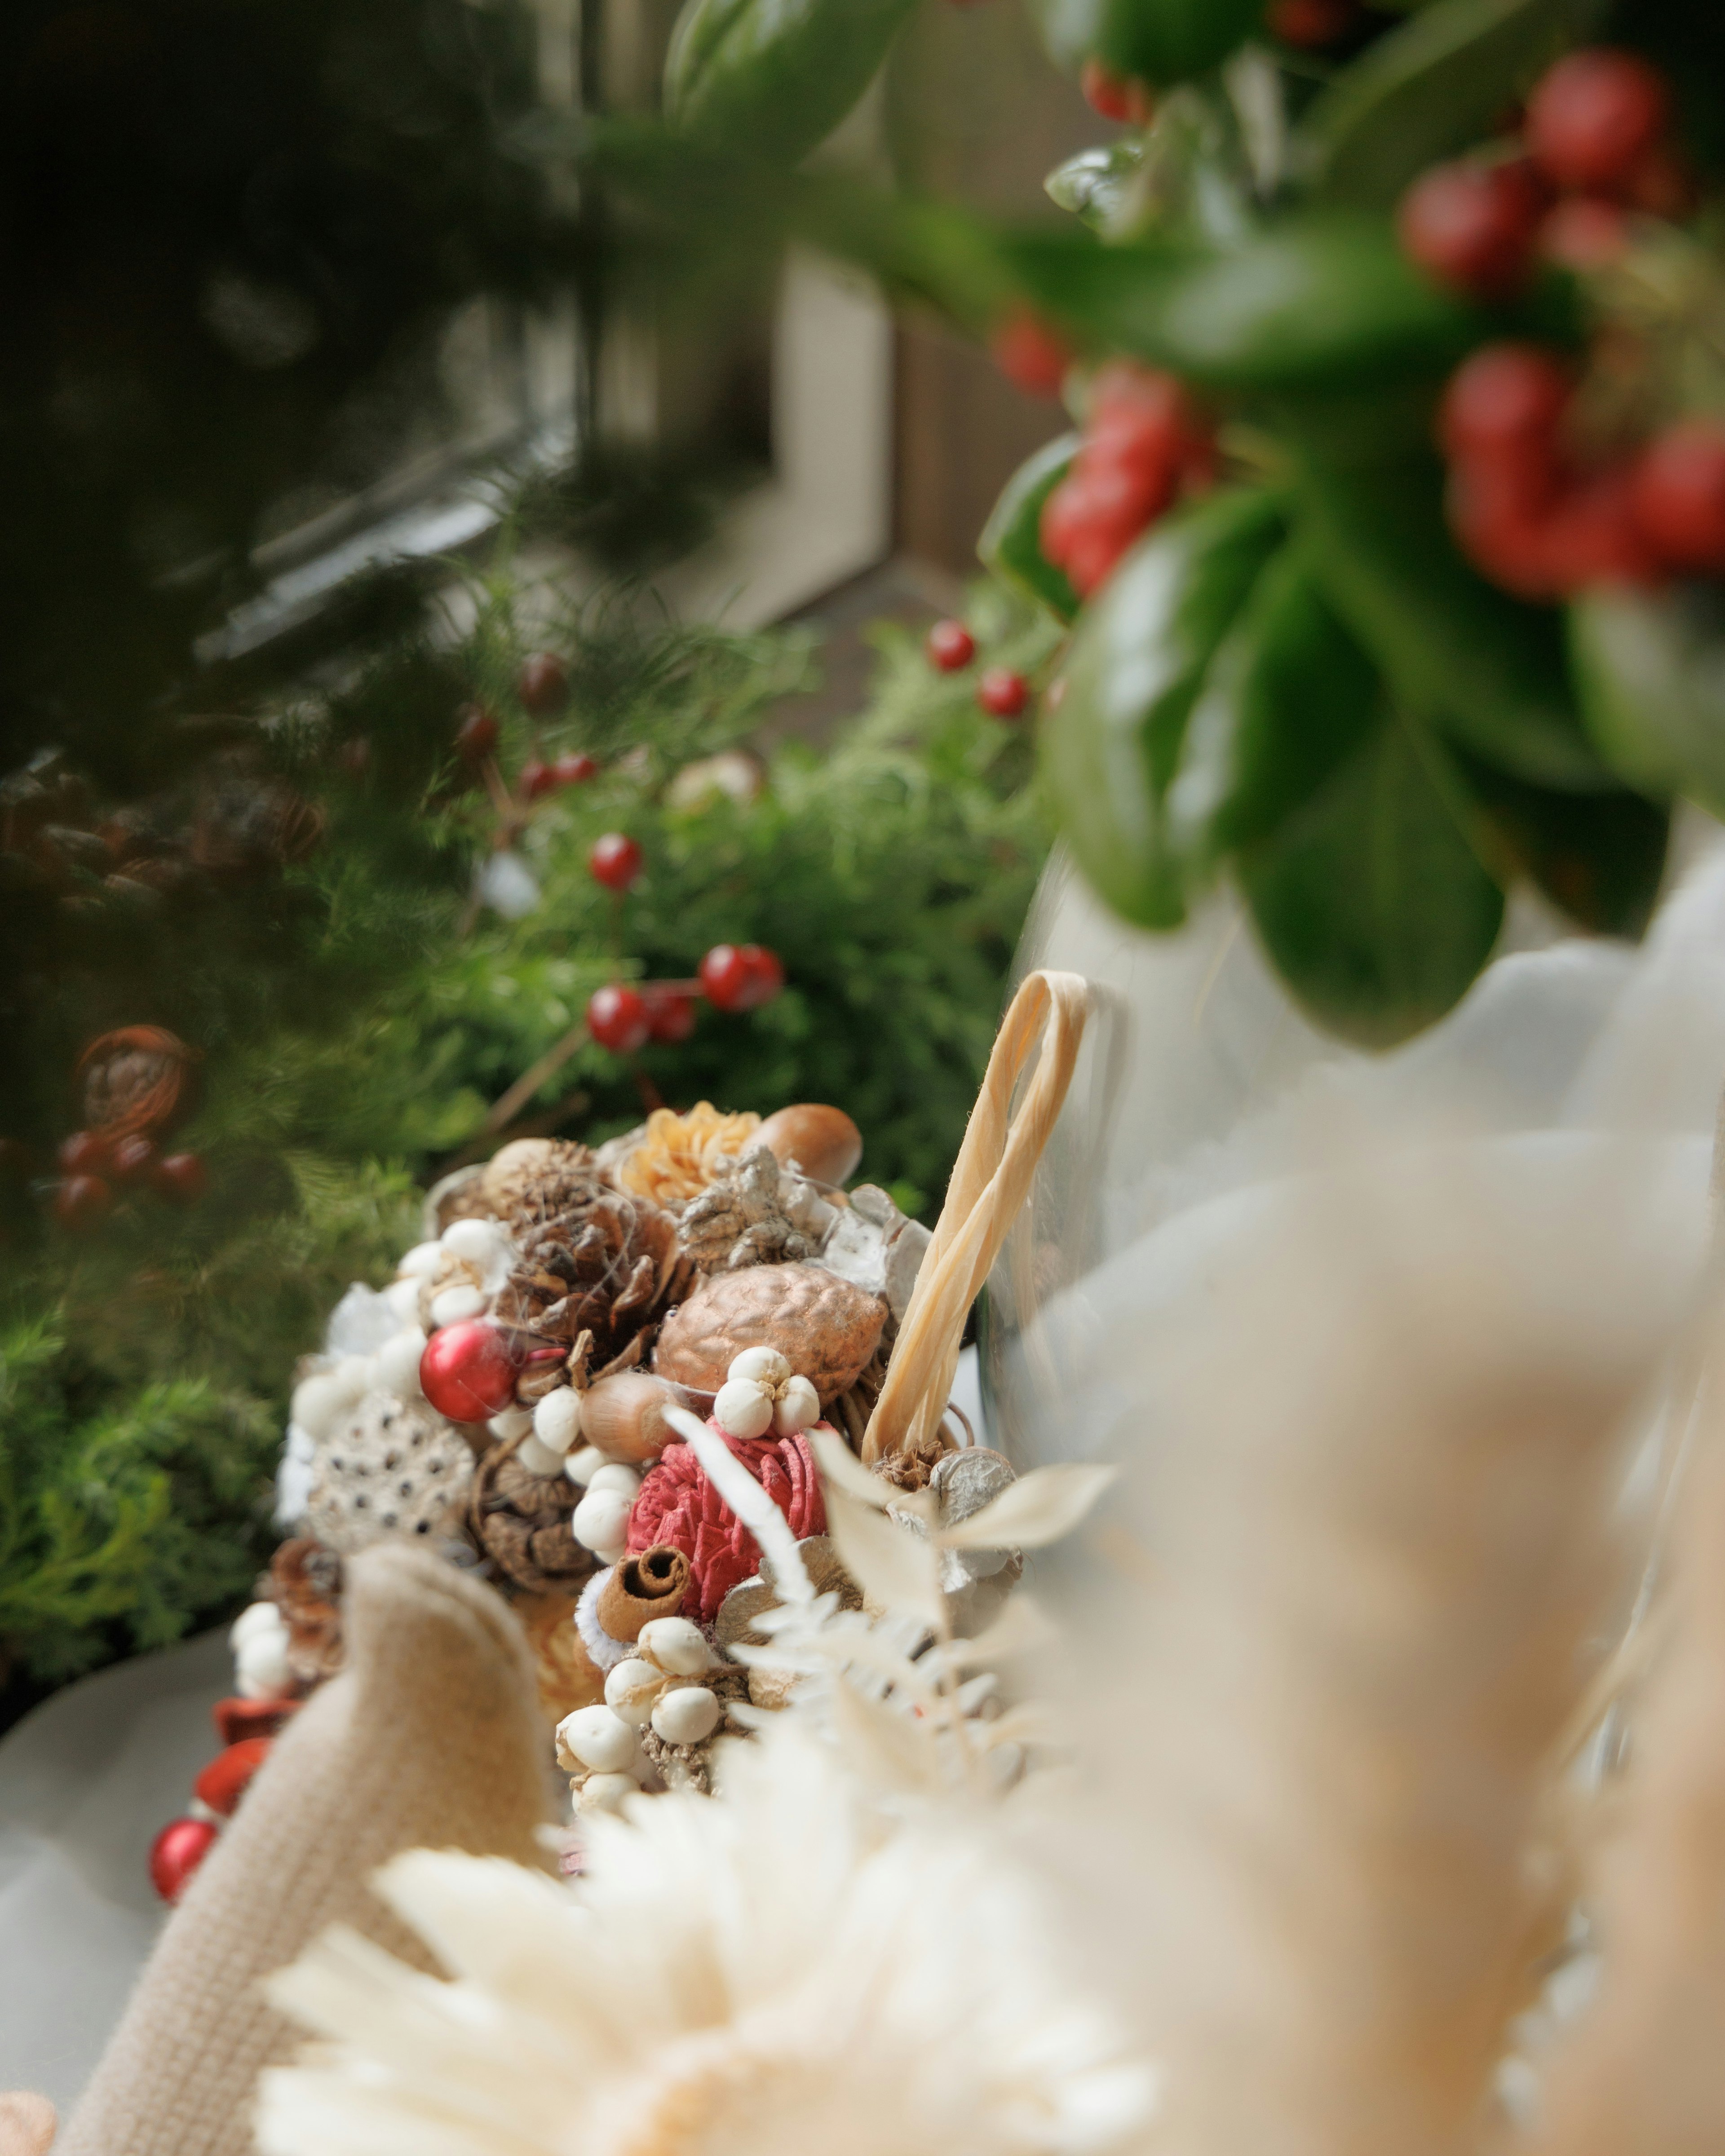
861;969;1089;1464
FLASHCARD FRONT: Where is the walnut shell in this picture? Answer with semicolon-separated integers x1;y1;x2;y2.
652;1261;887;1403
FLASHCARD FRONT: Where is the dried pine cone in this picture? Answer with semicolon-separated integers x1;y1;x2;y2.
480;1137;603;1233
469;1441;596;1594
871;1430;953;1494
653;1261;887;1403
495;1173;692;1360
268;1538;345;1688
678;1144;817;1273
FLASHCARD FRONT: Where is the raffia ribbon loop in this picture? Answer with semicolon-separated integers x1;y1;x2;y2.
862;969;1089;1464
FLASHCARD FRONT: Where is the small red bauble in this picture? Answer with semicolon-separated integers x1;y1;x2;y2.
517;653;570;716
521;758;557;801
193;1736;274;1818
420;1321;521;1424
588;833;643;892
699;943;784;1013
989;309;1072;401
587;983;650;1054
154;1153;208;1204
149;1816;218;1904
1439;343;1573;464
55;1174;112;1230
1267;0;1356;48
1526;48;1670;196
1397;158;1545;299
977;668;1031;720
58;1130;110;1175
553;751;599;787
1632;423;1725;572
644;988;698;1044
1079;58;1152;125
109;1134;157;1183
926;619;976;672
455;705;500;762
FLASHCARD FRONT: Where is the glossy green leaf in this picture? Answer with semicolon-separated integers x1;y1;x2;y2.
1301;0;1610;207
1008;217;1488;391
1293;444;1610;789
1027;0;1266;85
1455;751;1669;938
1241;718;1505;1047
1041;487;1287;929
664;0;918;165
1045;144;1150;236
1570;584;1725;822
1168;543;1383;864
978;435;1082;624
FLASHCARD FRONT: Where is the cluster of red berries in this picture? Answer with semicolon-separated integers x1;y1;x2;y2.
924;620;1033;720
455;652;594;795
53;1127;207;1231
585;944;785;1056
522;750;599;801
1440;343;1725;600
990;308;1074;402
1398;47;1687;300
150;1698;293;1903
1040;363;1216;597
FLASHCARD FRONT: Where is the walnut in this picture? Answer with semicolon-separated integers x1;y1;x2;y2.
678;1144;818;1273
652;1262;887;1403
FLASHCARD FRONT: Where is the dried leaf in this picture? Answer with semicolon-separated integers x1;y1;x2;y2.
809;1423;896;1509
946;1593;1058;1669
938;1462;1119;1551
825;1672;942;1792
823;1486;945;1626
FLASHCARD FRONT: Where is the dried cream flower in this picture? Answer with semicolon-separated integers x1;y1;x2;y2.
615;1103;761;1206
258;1720;1152;2156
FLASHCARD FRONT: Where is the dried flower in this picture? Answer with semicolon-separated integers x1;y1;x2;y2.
615;1101;762;1206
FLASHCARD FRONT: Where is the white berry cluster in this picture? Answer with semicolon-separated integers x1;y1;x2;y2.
712;1346;819;1441
555;1617;722;1811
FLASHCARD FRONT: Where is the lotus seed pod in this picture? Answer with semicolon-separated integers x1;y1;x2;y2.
516;1434;566;1477
772;1374;820;1436
637;1616;712;1676
557;1704;640;1774
729;1345;792;1388
442;1216;511;1263
713;1377;774;1440
577;1771;638;1813
651;1685;721;1745
488;1407;535;1442
397;1241;445;1278
565;1445;607;1486
571;1486;633;1553
604;1657;665;1725
382;1276;425;1324
533;1387;583;1454
429;1283;487;1329
374;1325;428;1399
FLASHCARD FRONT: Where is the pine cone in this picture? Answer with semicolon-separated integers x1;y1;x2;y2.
480;1138;602;1233
495;1175;692;1360
652;1261;887;1403
468;1442;596;1594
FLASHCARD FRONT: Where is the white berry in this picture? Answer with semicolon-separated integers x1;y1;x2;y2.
571;1487;633;1553
713;1377;773;1440
586;1462;641;1500
604;1658;664;1725
429;1283;487;1329
565;1445;606;1487
772;1374;821;1436
557;1705;639;1774
637;1617;711;1676
533;1388;583;1454
651;1686;721;1745
577;1771;638;1813
728;1345;792;1388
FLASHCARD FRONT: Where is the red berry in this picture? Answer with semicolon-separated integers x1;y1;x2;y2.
586;983;650;1053
1040;474;1147;595
1542;464;1662;592
1622;144;1697;221
553;751;599;787
521;758;557;801
455;705;500;762
700;943;784;1013
419;1320;521;1424
517;653;569;716
588;833;643;892
193;1736;274;1819
1450;459;1656;599
1267;0;1357;47
1079;58;1152;125
154;1153;208;1205
1539;195;1629;269
1526;49;1670;195
54;1174;112;1229
738;945;785;1007
643;988;698;1044
926;620;976;672
58;1129;111;1175
1632;423;1725;572
1439;343;1574;464
977;668;1031;720
1398;157;1546;299
989;309;1072;401
149;1816;218;1904
109;1134;157;1182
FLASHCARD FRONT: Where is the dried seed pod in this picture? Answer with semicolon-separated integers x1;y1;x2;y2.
757;1102;862;1186
77;1025;201;1140
653;1262;887;1404
581;1371;690;1462
305;1392;476;1557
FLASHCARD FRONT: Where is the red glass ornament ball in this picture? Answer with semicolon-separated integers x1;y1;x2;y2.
193;1735;274;1819
517;652;570;717
521;758;557;801
588;833;643;892
110;1134;157;1182
420;1321;521;1424
1632;423;1725;573
149;1816;218;1904
58;1129;111;1175
977;668;1031;720
553;751;599;787
587;983;651;1054
698;943;784;1013
1397;157;1545;299
1079;58;1152;126
154;1153;208;1204
644;989;698;1044
54;1174;112;1230
926;619;976;672
455;704;500;762
1526;48;1670;196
